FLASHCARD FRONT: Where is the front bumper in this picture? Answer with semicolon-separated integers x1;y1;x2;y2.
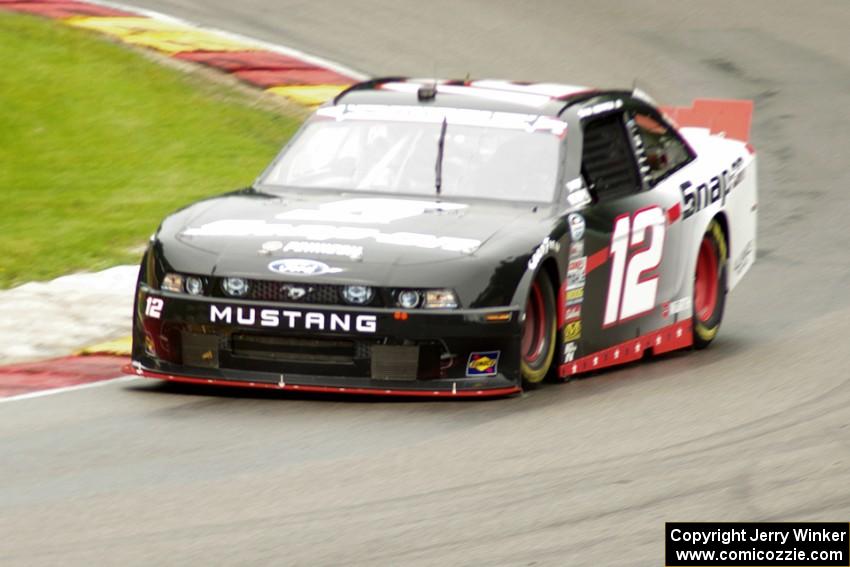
131;287;522;397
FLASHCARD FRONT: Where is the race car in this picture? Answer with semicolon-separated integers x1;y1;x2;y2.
126;77;757;397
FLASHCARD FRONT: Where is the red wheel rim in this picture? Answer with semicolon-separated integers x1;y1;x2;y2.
694;236;719;322
521;281;547;364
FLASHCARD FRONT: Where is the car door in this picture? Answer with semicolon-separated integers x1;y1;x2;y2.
576;103;693;357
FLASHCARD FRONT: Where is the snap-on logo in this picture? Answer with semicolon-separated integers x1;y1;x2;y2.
268;258;342;276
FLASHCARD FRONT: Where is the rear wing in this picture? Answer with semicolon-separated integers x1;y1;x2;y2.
659;99;753;144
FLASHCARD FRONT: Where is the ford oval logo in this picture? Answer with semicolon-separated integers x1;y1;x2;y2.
268;258;343;276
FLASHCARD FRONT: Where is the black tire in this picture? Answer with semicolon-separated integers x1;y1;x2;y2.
520;273;557;386
693;219;728;349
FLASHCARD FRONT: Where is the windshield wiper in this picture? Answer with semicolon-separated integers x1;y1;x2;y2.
435;116;447;196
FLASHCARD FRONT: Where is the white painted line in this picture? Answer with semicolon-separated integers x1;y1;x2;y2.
82;0;370;81
0;375;139;404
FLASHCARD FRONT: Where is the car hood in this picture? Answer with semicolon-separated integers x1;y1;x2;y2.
155;190;560;295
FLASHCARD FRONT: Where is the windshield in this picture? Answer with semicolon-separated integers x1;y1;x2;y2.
260;105;565;203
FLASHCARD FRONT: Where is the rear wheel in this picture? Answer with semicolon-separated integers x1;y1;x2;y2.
520;274;557;385
693;220;727;349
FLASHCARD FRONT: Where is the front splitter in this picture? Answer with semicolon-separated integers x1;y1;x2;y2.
123;364;521;398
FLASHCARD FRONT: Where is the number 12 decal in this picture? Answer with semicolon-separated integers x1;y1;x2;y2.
145;297;164;319
603;206;665;326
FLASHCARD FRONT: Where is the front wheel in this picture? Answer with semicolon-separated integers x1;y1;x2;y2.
520;274;557;385
693;220;728;349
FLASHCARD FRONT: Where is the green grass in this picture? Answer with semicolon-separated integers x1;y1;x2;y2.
0;12;301;287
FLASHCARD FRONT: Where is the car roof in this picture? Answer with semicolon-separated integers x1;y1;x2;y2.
332;77;610;116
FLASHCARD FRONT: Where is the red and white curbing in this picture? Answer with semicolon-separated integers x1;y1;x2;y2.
0;0;366;107
0;266;139;399
83;0;368;82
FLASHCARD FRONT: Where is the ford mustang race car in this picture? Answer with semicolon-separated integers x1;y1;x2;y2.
126;78;757;397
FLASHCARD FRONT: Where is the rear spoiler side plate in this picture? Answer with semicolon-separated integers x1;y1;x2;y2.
660;99;754;143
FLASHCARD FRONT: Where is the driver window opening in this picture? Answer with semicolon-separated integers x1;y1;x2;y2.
631;113;691;185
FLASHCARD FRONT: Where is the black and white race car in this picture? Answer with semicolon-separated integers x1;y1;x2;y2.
126;78;757;397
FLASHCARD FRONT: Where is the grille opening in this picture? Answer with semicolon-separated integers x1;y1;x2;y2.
224;333;443;379
220;279;390;307
231;334;358;365
249;282;344;304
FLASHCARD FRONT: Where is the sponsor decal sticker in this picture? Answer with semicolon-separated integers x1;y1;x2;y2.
568;213;585;241
563;341;577;363
316;104;567;134
528;237;560;270
567;257;587;290
268;258;343;276
663;297;692;318
577;99;623;118
262;240;366;261
734;240;754;276
566;287;584;302
679;157;745;220
466;351;500;377
564;304;581;322
569;241;584;259
564;321;582;341
183;220;481;254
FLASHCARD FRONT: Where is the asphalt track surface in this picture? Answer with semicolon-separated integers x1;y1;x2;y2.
3;2;850;565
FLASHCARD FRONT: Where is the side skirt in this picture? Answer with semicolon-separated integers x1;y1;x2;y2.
559;318;693;378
